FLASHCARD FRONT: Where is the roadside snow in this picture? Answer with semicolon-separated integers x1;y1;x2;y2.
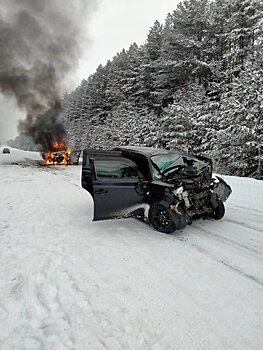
0;148;262;350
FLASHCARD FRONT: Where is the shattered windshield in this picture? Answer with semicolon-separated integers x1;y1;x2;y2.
151;154;184;179
151;154;209;180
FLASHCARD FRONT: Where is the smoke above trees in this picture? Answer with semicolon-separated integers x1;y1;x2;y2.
0;0;98;150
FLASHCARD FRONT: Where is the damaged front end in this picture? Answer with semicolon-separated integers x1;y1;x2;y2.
151;154;232;220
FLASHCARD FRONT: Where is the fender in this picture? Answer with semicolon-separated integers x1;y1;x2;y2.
213;176;232;202
146;181;176;208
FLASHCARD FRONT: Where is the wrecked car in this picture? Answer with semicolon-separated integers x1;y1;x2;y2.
81;146;232;233
43;149;81;165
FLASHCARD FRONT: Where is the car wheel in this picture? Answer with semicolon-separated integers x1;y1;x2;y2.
211;199;225;220
148;204;186;234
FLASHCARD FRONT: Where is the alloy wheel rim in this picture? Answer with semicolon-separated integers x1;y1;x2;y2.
152;208;172;229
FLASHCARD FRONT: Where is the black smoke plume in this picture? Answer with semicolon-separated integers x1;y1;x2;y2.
0;0;97;151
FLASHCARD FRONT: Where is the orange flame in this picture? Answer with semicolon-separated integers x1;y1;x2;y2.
44;141;71;165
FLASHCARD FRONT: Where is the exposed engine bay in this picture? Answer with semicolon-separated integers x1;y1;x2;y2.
151;154;231;219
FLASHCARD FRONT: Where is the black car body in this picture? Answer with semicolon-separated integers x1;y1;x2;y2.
2;147;10;154
81;146;232;233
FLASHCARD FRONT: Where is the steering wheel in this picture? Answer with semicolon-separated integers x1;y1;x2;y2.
161;164;185;177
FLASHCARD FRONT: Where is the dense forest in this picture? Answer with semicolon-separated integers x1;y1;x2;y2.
10;0;263;179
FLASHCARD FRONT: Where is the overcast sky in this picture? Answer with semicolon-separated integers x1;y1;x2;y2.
0;0;179;142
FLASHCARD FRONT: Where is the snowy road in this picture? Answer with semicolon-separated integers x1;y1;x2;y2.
0;148;262;350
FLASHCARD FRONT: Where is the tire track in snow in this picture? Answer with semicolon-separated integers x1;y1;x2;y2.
21;255;76;350
193;224;263;258
100;228;256;350
219;260;263;287
0;303;8;321
78;228;220;350
228;203;263;215
179;235;263;288
61;256;168;350
224;218;262;233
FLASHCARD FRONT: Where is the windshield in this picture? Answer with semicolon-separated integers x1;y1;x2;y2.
151;154;184;179
151;153;209;180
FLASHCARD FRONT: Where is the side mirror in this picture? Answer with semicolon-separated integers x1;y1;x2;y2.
135;180;148;196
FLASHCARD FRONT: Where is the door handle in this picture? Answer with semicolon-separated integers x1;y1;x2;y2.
95;189;108;195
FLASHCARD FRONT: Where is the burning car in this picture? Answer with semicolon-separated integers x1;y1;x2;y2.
42;141;81;165
81;146;232;233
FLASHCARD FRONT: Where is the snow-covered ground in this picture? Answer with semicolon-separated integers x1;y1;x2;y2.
0;148;262;350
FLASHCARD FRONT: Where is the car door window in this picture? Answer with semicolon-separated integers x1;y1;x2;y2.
94;159;141;180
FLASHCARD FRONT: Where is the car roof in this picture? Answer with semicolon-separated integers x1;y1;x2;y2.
115;146;190;157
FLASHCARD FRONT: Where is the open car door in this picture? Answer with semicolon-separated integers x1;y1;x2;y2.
82;149;145;220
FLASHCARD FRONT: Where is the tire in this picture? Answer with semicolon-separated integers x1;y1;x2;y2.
148;204;187;234
211;199;225;220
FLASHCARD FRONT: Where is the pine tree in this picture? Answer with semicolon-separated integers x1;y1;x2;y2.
61;0;263;179
215;58;263;178
146;20;163;61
